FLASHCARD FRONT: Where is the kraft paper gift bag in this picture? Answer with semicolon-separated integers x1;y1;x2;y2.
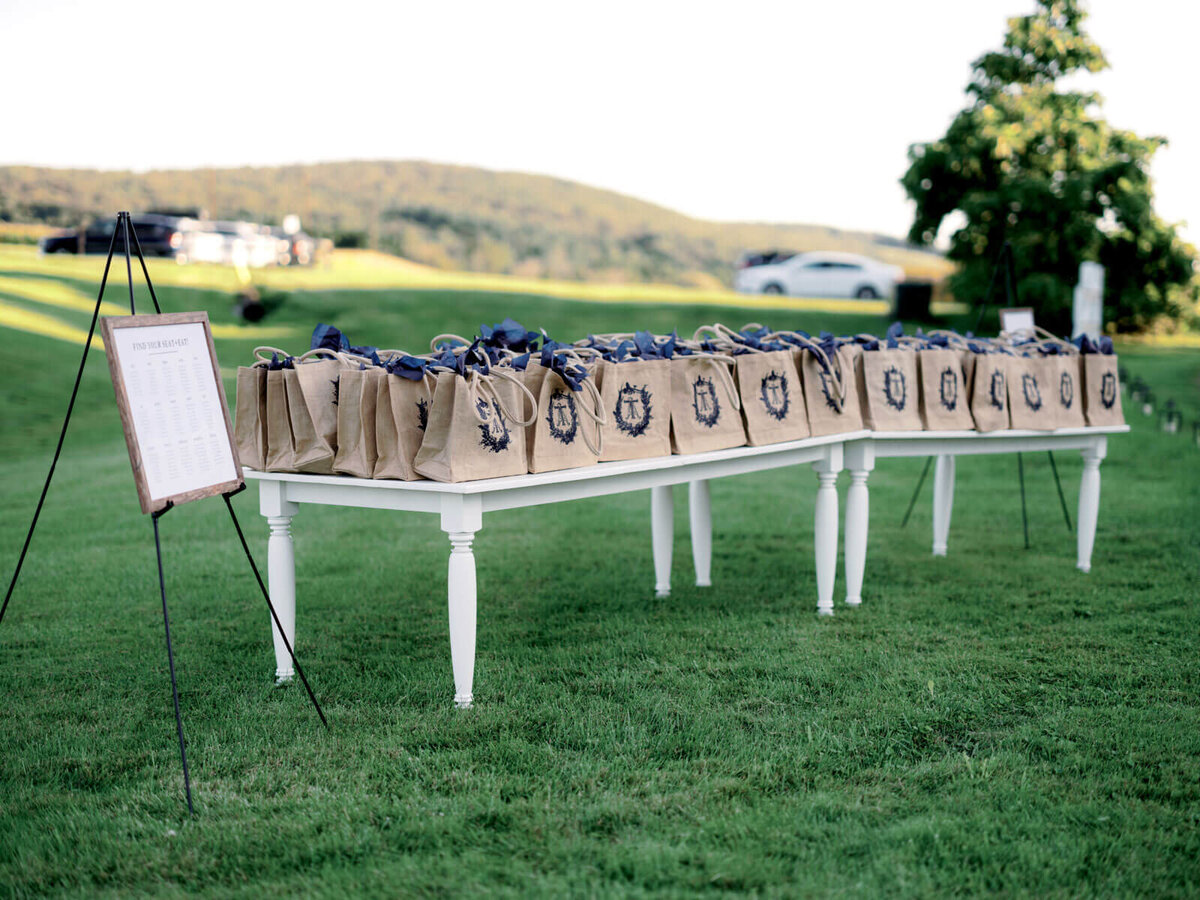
669;354;746;454
1007;353;1056;431
917;348;975;431
333;365;384;478
264;364;299;472
733;348;810;445
857;345;921;431
414;369;536;483
233;363;268;470
1045;352;1087;429
965;350;1010;432
594;358;673;462
793;341;865;437
1080;343;1125;427
374;357;436;481
522;359;604;474
284;368;336;473
292;348;342;462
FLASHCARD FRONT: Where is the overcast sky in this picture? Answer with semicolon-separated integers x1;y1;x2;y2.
2;0;1196;243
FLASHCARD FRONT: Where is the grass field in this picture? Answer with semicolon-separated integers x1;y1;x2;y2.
0;252;1198;897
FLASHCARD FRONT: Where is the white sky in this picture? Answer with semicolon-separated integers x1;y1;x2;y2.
2;0;1197;244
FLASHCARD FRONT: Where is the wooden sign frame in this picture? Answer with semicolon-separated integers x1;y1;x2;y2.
100;311;243;514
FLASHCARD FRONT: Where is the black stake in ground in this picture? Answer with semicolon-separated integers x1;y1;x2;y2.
1047;450;1073;532
152;502;193;815
222;488;328;729
900;457;934;528
1017;452;1030;550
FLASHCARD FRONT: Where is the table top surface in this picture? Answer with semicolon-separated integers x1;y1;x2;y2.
244;425;1129;496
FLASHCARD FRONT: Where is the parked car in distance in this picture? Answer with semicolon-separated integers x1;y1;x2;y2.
38;214;190;260
734;250;904;300
736;249;795;270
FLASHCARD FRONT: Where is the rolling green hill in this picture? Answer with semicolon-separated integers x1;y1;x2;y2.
0;161;950;287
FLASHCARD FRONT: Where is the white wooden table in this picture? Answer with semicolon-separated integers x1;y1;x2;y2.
245;431;860;707
838;426;1130;607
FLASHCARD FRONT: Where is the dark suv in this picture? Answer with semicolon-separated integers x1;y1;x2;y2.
39;215;186;259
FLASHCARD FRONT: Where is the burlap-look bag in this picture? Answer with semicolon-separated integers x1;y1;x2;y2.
233;363;268;470
964;352;1010;432
1045;353;1086;428
414;369;536;483
374;366;436;481
264;367;298;472
522;362;604;474
292;348;342;463
284;368;336;472
793;342;865;437
1082;353;1125;426
733;348;810;445
1007;353;1056;431
917;348;974;431
857;347;921;431
333;365;384;478
669;354;745;454
594;358;672;461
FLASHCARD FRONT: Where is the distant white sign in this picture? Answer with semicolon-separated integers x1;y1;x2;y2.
1000;307;1036;337
1073;261;1104;339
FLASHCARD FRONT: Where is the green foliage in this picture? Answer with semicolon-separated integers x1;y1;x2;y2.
902;0;1197;332
0;160;952;288
0;264;1198;894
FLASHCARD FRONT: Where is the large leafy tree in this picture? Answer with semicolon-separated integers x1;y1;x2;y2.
903;0;1196;332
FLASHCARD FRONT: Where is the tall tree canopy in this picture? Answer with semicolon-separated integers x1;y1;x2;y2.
902;0;1196;332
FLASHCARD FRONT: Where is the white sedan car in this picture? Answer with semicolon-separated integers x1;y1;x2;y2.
734;251;904;300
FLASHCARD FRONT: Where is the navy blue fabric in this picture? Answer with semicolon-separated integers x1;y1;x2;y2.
385;355;432;381
266;353;294;370
1073;334;1114;355
479;318;540;352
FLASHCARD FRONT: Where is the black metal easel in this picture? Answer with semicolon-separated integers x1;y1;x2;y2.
1;212;326;816
901;240;1073;544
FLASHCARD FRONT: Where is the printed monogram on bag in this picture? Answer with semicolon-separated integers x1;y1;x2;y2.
416;397;429;432
1100;371;1117;409
692;375;721;427
883;365;907;411
989;370;1005;410
546;388;578;445
613;382;652;437
330;376;340;406
475;398;511;453
1059;372;1074;409
938;367;958;411
759;371;789;421
1022;373;1043;412
818;368;840;411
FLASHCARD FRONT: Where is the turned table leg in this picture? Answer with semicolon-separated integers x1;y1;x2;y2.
651;485;674;598
688;480;712;588
1077;438;1107;573
813;445;843;616
843;441;874;607
259;479;299;684
932;454;956;557
441;495;482;708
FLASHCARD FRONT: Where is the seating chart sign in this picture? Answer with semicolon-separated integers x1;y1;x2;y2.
100;312;243;514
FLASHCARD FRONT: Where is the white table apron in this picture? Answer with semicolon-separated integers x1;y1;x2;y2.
839;425;1130;607
244;431;862;707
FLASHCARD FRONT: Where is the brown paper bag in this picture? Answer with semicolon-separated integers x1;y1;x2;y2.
857;347;921;431
669;355;746;454
1046;354;1087;428
733;348;810;445
285;368;336;473
965;353;1010;432
522;363;604;474
333;366;384;478
1082;354;1125;426
796;343;865;437
917;348;974;431
233;364;268;470
264;368;298;472
292;348;343;461
414;369;536;482
1007;354;1056;430
373;370;435;480
594;358;673;461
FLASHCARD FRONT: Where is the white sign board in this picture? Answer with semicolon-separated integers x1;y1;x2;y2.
1073;261;1104;338
100;312;242;514
999;307;1036;337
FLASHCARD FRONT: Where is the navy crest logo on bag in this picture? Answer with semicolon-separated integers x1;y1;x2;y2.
939;367;958;410
759;371;789;421
614;383;652;437
989;370;1005;410
818;368;840;411
883;365;907;411
476;398;511;453
1022;373;1043;412
1059;372;1074;409
546;389;578;444
692;375;720;427
1100;371;1117;409
416;398;429;432
330;376;340;406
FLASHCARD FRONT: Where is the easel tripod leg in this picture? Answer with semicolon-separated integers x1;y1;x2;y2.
152;506;193;816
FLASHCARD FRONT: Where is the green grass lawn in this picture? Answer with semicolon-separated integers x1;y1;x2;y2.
1;267;1199;897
